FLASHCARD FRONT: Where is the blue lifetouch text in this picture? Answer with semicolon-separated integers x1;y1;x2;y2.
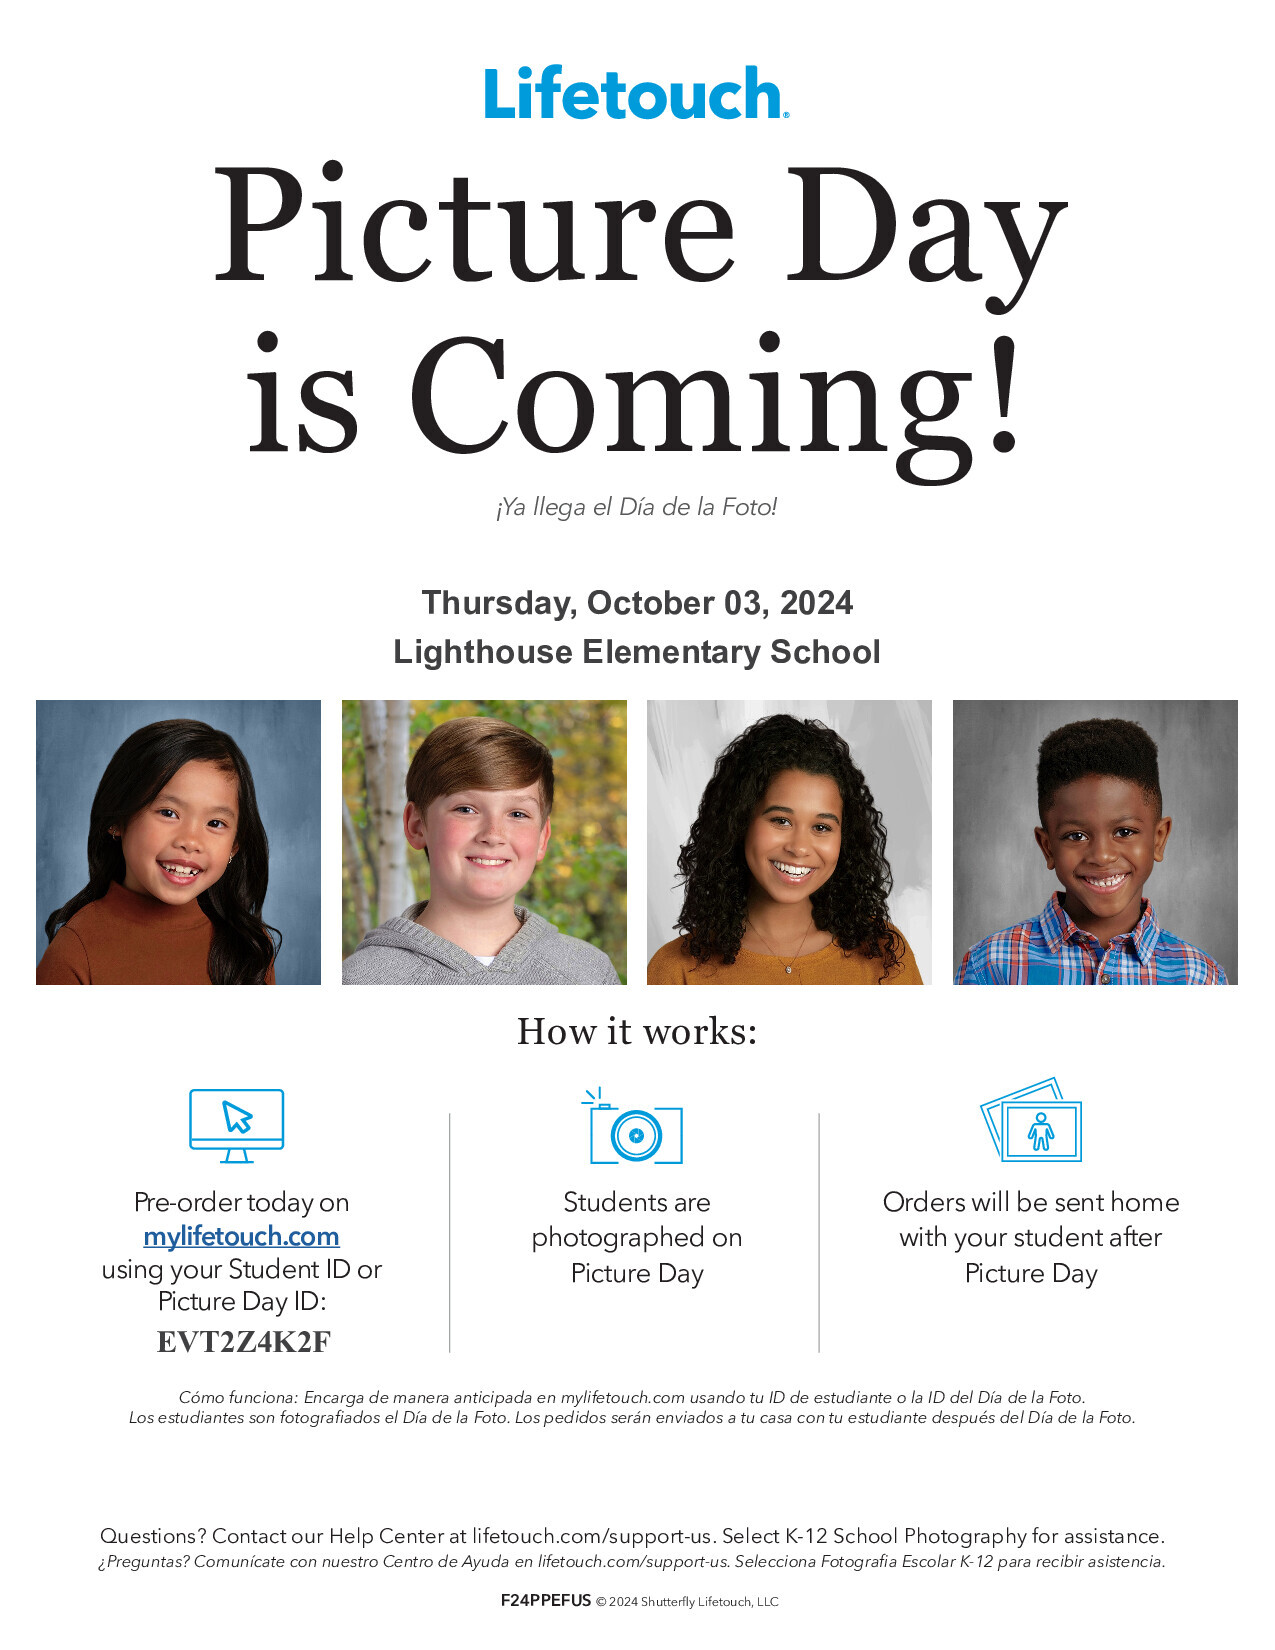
484;65;782;120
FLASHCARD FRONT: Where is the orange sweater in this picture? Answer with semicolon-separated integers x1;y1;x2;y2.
37;881;275;985
647;928;922;986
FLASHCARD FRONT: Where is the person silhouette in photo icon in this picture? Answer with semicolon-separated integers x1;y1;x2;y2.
1029;1113;1055;1152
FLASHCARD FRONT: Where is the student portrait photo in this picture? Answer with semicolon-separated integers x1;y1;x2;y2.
647;701;931;985
954;702;1237;984
36;701;321;985
342;701;626;985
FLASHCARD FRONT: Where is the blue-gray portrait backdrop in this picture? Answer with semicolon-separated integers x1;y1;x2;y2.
953;701;1238;982
36;702;321;984
648;701;932;981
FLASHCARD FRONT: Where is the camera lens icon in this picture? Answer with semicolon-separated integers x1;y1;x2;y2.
585;1098;683;1164
610;1108;664;1162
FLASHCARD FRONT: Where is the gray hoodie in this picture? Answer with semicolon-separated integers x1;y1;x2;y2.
342;904;620;985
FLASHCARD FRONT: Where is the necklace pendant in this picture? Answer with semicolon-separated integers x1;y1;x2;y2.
785;965;793;973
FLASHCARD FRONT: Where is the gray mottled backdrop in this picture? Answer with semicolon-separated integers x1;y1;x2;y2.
953;701;1238;981
36;702;322;984
647;702;932;981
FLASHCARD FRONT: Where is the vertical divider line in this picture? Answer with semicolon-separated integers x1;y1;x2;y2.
817;1113;822;1354
448;1113;453;1355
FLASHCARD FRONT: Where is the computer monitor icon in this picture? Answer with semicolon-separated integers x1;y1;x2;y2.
189;1089;285;1165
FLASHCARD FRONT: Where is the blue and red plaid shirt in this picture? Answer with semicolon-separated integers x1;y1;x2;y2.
956;894;1227;985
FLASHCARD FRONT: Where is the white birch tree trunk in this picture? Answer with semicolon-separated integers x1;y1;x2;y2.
377;700;413;920
359;700;387;917
342;796;372;941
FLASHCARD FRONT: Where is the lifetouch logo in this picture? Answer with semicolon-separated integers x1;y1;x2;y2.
484;65;783;120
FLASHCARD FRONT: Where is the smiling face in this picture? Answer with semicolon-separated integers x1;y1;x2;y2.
1035;773;1171;941
117;759;240;906
405;786;551;907
743;769;844;906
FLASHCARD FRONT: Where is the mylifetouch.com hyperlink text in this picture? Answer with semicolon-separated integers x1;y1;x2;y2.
143;1225;340;1253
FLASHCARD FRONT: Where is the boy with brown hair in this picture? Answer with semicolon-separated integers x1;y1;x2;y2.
343;717;619;985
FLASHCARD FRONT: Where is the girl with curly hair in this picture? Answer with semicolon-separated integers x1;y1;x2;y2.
647;714;921;984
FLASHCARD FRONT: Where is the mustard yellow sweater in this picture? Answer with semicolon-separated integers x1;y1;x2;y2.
647;929;922;985
38;881;275;985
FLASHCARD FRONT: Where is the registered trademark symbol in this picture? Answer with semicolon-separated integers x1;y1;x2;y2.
783;111;789;118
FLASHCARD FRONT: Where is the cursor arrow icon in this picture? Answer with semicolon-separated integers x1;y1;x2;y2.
222;1101;253;1135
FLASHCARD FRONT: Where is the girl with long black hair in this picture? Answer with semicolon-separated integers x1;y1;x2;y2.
647;713;921;985
38;720;279;984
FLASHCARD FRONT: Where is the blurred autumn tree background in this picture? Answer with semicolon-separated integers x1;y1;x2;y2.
343;701;627;979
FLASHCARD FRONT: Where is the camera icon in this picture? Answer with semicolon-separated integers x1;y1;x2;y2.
585;1100;684;1165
